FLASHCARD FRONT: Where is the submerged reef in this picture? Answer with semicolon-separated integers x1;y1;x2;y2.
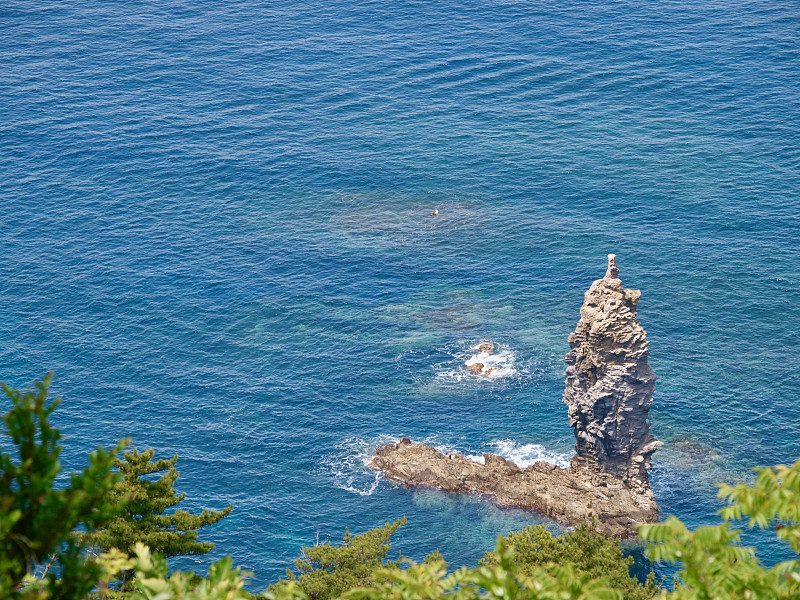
371;255;660;537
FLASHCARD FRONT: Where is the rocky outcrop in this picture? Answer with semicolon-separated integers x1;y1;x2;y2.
465;342;499;377
372;438;658;537
370;255;660;536
466;363;486;375
564;254;662;490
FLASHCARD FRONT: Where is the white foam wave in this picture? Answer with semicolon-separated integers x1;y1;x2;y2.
425;437;571;470
464;343;516;379
433;340;521;382
322;434;400;496
325;435;572;497
483;439;571;469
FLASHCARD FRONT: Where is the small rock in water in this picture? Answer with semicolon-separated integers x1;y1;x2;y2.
466;362;484;375
478;342;494;354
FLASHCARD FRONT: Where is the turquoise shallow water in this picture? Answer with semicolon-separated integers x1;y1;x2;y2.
2;0;800;589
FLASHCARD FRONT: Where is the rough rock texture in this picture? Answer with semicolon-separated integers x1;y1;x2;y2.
370;255;661;536
372;439;657;537
564;254;662;490
465;342;497;376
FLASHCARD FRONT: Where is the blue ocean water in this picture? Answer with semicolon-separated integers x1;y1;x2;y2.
2;0;799;589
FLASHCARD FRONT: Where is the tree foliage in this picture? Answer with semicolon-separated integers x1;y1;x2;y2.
481;523;659;600
81;448;232;589
0;374;125;599
467;538;624;600
82;448;232;558
266;518;406;600
269;535;626;600
97;544;252;600
263;518;639;600
639;457;800;599
718;459;800;557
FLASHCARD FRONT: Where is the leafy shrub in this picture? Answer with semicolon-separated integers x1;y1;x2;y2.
266;518;406;600
481;523;659;600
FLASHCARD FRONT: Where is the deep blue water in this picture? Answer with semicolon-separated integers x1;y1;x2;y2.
2;0;799;590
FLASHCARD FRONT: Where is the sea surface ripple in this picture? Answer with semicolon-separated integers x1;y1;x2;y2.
2;0;799;588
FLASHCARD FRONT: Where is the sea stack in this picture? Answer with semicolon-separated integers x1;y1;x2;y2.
564;254;662;490
370;255;660;536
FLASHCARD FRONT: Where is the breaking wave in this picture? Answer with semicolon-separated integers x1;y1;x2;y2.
463;439;572;469
433;340;523;382
325;435;572;496
321;434;401;496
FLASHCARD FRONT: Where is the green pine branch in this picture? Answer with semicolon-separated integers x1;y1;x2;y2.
81;447;232;569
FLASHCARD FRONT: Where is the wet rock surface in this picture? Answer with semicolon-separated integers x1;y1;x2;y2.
466;362;485;375
478;342;495;354
371;256;661;536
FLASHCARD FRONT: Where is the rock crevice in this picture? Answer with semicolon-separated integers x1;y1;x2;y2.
370;255;661;536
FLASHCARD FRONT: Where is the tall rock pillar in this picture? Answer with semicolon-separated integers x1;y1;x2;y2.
563;254;662;490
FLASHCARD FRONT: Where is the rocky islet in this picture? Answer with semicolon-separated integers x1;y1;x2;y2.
563;254;662;491
371;255;661;536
